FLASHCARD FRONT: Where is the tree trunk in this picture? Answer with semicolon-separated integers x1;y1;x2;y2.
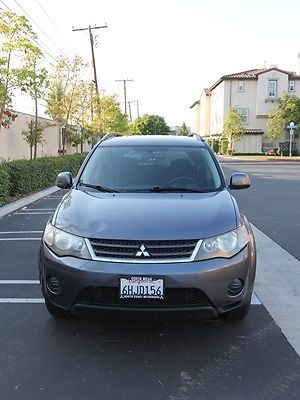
34;96;38;159
0;53;11;130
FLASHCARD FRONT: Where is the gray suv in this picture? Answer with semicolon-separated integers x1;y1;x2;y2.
39;134;256;320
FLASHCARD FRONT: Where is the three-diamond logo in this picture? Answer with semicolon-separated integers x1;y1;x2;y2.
135;244;150;257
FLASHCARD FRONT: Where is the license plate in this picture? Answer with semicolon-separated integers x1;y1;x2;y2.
120;276;164;299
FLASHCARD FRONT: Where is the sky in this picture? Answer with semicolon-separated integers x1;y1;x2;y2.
2;0;300;127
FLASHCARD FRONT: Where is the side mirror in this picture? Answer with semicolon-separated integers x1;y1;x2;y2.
229;173;251;190
56;172;73;189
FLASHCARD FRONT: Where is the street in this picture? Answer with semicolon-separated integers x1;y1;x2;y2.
0;161;300;399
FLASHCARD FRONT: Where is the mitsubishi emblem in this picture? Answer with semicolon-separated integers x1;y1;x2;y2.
135;244;150;257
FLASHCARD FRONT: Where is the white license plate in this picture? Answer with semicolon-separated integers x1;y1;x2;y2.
120;277;164;299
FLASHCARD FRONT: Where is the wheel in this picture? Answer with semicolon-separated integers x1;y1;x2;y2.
221;299;251;321
44;297;71;318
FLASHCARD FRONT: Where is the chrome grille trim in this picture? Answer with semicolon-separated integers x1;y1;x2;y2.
85;238;203;263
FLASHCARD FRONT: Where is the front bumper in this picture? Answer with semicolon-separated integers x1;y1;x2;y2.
38;241;256;319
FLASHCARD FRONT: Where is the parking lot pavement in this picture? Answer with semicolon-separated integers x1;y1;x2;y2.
0;191;300;400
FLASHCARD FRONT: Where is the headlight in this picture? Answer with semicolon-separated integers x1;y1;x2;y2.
43;223;91;259
195;224;249;260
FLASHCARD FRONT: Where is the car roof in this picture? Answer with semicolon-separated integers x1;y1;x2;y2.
98;134;207;147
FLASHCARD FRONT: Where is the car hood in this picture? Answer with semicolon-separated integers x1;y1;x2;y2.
53;189;238;240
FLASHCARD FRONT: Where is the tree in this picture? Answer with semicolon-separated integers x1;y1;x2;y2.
0;10;41;129
69;81;95;152
179;122;190;136
223;108;245;151
267;94;300;141
129;114;170;135
18;53;48;158
46;55;87;154
21;120;47;159
90;95;128;144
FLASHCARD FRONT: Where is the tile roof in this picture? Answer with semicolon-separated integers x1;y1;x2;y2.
209;67;300;91
223;69;267;79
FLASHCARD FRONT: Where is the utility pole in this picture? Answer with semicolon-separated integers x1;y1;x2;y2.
128;100;140;121
115;79;134;115
128;101;132;122
72;24;108;95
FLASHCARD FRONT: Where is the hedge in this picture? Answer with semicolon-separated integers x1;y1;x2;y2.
0;153;87;206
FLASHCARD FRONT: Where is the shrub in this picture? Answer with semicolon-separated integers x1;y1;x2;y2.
1;153;87;203
0;164;11;206
220;139;229;155
212;140;219;154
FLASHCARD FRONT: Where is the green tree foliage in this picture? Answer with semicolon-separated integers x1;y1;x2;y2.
91;95;128;143
19;54;48;158
179;122;190;136
0;10;41;128
21;120;48;159
68;81;95;152
129;114;170;135
267;95;300;141
46;55;87;153
223;108;245;151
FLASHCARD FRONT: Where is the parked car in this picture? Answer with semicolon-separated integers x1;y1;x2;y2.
39;134;256;320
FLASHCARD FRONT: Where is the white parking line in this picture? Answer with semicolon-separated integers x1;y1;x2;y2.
0;298;45;303
0;231;43;234
0;238;41;241
21;209;55;212
0;280;40;284
16;212;53;215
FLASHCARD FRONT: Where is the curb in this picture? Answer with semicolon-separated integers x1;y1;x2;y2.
0;186;59;218
218;155;300;162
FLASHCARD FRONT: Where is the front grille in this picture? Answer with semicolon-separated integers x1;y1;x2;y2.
76;287;212;308
88;238;199;261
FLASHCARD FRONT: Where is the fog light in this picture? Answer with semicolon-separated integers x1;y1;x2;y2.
46;276;62;294
228;279;244;296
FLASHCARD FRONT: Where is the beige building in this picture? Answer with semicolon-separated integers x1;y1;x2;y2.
190;67;300;153
0;111;90;161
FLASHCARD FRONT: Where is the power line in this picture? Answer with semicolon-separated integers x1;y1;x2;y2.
72;24;108;95
0;0;56;65
34;0;76;54
12;0;61;58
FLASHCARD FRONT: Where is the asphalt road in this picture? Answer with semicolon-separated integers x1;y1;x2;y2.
221;160;300;260
0;187;300;399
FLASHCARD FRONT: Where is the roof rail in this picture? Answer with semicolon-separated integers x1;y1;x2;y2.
99;132;123;143
188;133;206;142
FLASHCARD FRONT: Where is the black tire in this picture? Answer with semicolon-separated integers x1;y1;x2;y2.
45;297;71;318
221;299;251;321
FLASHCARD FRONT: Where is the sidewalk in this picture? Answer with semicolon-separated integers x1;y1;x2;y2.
218;155;300;162
0;186;59;218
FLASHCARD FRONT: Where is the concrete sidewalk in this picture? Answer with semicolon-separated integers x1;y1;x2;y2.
0;186;59;218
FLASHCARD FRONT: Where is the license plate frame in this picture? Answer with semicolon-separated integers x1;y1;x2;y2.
119;276;164;299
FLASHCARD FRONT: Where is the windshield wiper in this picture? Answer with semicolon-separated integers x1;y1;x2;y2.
144;186;211;193
78;182;119;193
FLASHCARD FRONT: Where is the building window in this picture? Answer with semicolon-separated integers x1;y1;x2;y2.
238;81;244;91
238;108;249;124
289;80;295;91
268;80;277;97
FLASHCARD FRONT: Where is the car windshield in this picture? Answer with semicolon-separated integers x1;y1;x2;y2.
78;145;223;192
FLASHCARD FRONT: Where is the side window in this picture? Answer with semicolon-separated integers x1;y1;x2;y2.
238;81;244;92
289;80;295;92
238;108;249;124
268;80;277;97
